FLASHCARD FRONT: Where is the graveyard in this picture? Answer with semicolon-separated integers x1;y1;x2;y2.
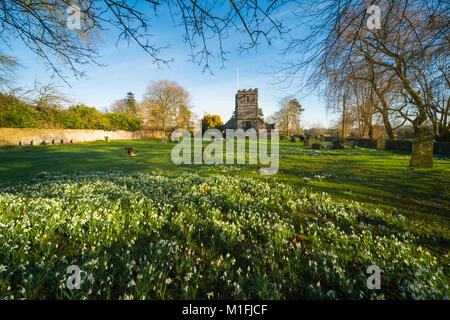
0;0;448;303
0;138;448;299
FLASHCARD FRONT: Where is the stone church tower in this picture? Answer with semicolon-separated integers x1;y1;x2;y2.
235;88;259;130
224;88;273;131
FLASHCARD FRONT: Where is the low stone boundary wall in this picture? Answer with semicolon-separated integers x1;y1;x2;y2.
434;142;450;155
343;137;450;155
0;128;165;147
386;139;412;151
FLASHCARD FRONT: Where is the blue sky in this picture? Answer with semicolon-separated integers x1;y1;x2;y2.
3;2;333;128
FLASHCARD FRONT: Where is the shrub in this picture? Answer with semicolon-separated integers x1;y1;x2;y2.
62;105;110;130
0;99;142;131
201;114;224;133
0;104;40;128
106;112;141;131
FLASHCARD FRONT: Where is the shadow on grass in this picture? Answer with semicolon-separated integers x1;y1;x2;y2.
1;138;449;246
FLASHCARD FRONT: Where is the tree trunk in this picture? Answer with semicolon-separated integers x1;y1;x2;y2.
381;112;396;140
410;127;434;168
341;94;347;139
368;124;374;140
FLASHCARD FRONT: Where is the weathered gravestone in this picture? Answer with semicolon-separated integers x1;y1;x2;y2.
21;138;33;146
304;136;310;146
410;128;434;168
331;139;344;149
161;136;167;143
312;143;323;150
125;147;137;157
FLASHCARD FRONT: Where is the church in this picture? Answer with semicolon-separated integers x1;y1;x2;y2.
223;88;274;131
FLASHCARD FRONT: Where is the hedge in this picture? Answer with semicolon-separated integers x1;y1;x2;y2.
0;102;141;131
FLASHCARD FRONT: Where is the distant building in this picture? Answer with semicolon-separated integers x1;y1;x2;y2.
224;88;274;132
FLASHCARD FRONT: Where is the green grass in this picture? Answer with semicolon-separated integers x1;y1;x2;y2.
1;139;448;241
0;139;448;299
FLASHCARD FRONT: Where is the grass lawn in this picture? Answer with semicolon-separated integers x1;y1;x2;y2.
0;139;448;299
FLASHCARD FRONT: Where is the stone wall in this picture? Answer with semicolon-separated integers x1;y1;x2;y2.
344;137;449;155
434;142;450;156
0;128;165;147
386;139;412;151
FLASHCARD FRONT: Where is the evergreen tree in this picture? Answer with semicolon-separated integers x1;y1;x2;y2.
125;92;137;116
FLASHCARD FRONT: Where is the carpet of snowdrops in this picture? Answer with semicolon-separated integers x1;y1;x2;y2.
0;171;448;300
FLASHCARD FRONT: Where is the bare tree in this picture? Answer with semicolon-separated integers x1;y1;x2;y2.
19;81;72;109
0;53;20;87
414;51;449;141
272;97;304;136
110;92;138;116
174;103;193;129
110;98;128;114
0;0;289;81
143;80;191;133
280;0;449;167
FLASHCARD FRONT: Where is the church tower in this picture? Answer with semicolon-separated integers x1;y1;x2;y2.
224;87;273;132
235;88;258;130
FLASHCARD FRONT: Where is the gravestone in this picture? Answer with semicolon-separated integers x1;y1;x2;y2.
377;137;387;150
104;136;110;142
161;136;167;143
290;136;297;143
410;128;434;168
312;143;323;150
331;139;344;149
304;136;310;146
125;147;137;157
351;142;358;149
